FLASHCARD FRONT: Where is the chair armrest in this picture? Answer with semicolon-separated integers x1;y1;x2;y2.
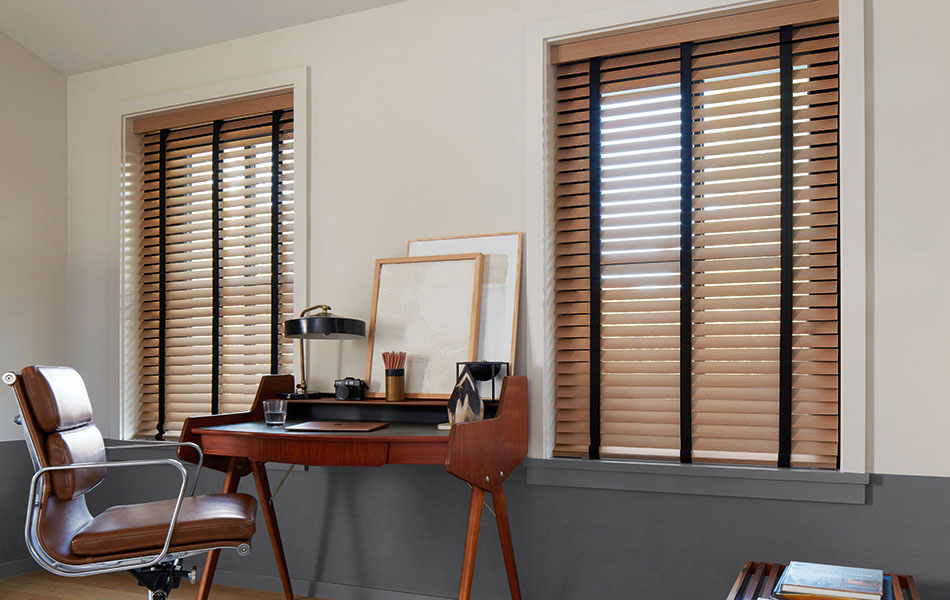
27;458;188;574
106;441;203;495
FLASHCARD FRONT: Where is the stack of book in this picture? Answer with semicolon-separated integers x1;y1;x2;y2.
771;561;888;600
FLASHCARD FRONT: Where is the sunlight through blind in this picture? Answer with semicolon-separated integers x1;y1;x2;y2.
553;1;839;468
134;95;295;439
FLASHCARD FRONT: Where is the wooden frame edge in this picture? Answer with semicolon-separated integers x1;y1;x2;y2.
364;253;485;399
510;233;524;372
550;0;838;64
405;230;527;256
405;232;525;372
133;90;294;135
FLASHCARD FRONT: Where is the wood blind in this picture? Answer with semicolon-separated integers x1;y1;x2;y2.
552;3;839;468
135;98;295;439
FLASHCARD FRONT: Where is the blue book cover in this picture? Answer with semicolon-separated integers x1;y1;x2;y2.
772;562;885;600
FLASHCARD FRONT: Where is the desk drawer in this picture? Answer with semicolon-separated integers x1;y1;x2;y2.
200;433;389;467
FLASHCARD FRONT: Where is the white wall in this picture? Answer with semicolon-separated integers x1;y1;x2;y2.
65;0;636;444
65;0;950;476
0;32;67;441
866;0;950;476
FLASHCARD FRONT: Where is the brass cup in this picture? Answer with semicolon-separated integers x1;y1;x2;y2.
385;369;405;402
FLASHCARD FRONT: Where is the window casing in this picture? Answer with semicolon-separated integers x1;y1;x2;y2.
133;95;295;440
552;2;840;468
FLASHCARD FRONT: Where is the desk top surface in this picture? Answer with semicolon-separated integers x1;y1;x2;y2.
194;421;450;441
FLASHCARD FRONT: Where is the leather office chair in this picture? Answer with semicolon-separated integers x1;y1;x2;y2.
4;365;257;600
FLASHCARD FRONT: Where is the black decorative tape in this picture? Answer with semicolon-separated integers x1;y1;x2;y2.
588;58;602;460
679;42;694;464
157;129;169;441
778;26;794;468
270;110;283;375
211;120;222;415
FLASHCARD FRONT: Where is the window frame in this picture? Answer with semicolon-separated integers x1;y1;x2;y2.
111;68;310;440
524;0;866;487
132;104;296;439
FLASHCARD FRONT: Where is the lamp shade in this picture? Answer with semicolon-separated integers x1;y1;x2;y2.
283;315;365;339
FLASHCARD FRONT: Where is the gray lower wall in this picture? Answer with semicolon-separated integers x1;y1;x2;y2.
0;442;37;577
3;438;950;598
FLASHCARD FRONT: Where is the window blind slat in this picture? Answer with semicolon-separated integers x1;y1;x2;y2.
135;106;294;439
553;15;839;468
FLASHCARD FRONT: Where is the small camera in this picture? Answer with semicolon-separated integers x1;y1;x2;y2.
334;377;367;400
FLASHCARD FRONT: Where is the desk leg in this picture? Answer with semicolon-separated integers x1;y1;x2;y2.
491;488;522;600
251;461;294;600
458;487;485;600
197;457;241;600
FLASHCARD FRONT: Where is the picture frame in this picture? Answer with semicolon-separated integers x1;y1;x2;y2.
407;232;523;397
365;254;484;399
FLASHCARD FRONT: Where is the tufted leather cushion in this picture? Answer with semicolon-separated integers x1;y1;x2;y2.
45;424;107;501
71;493;257;556
22;366;94;433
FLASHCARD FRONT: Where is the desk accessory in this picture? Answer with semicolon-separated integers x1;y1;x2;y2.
264;399;287;426
385;371;405;402
383;351;406;402
284;304;365;397
456;361;509;401
448;365;483;424
408;232;523;398
334;377;367;400
284;421;388;432
365;255;484;399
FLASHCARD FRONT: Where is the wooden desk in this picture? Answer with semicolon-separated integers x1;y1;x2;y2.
727;562;921;600
180;374;528;600
193;421;451;466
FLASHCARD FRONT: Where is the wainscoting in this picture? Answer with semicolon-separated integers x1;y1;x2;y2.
2;440;948;599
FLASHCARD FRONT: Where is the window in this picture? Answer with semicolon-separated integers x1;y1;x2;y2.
552;1;839;468
132;93;295;440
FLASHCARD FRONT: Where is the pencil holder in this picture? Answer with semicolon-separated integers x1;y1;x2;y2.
385;369;405;402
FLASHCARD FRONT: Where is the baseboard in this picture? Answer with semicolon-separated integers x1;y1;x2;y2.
0;558;39;579
214;567;453;600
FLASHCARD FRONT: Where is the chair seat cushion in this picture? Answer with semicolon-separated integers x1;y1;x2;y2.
71;493;256;556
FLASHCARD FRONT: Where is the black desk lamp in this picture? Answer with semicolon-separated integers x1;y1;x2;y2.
283;304;365;396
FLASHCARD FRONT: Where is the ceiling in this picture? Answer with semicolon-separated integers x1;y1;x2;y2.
0;0;407;75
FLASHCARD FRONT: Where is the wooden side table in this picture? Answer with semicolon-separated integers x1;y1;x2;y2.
727;562;921;600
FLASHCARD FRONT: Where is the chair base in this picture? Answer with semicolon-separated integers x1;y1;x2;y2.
131;559;195;600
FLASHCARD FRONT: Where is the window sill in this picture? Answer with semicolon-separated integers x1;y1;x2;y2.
525;457;868;504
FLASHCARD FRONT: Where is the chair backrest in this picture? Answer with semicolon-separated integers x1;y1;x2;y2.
16;366;106;501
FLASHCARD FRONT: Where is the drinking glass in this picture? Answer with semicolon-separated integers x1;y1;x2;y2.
264;399;287;426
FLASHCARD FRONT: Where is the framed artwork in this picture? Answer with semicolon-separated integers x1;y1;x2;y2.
408;232;523;397
365;254;484;398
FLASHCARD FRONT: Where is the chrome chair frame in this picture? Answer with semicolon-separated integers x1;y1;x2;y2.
105;441;204;496
25;459;190;577
4;370;251;583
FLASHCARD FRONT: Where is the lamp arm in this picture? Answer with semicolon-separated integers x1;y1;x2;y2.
300;304;332;318
287;303;364;394
294;305;331;393
297;337;307;394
